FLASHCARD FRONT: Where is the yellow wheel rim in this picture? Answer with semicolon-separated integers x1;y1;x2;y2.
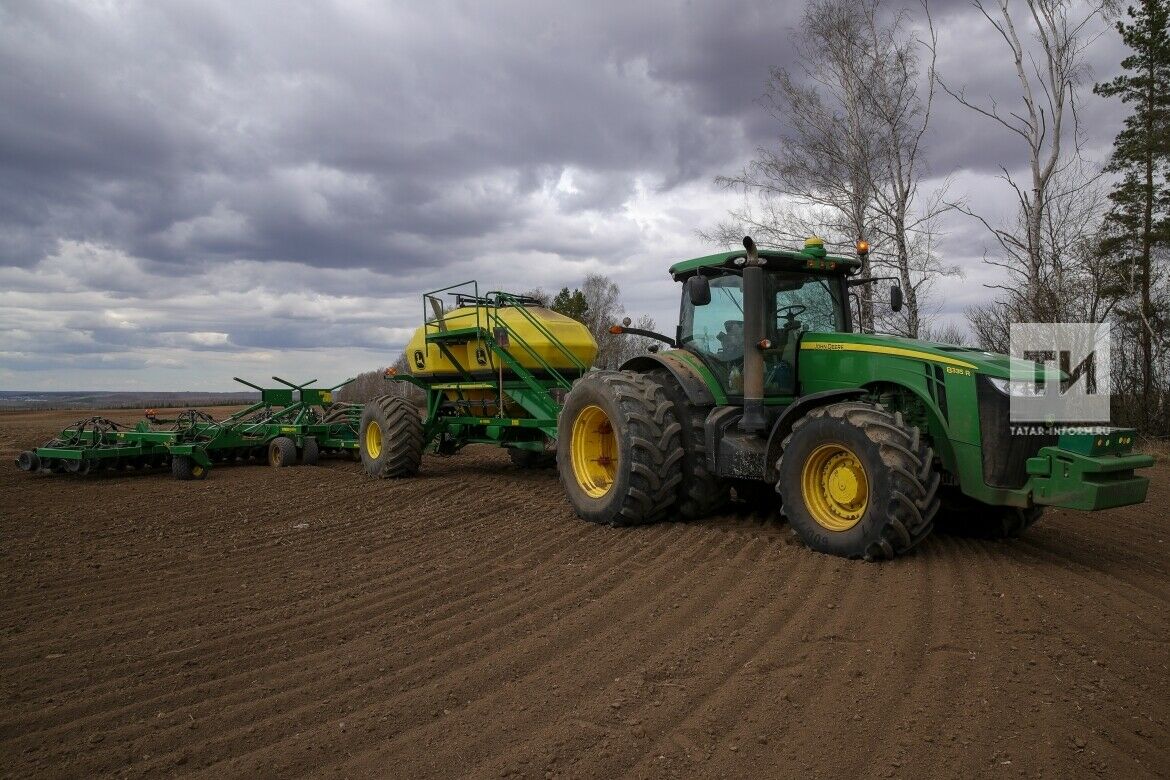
570;404;618;498
192;464;205;478
365;420;383;459
801;443;869;531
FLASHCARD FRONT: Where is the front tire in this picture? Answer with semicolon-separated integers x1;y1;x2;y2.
557;371;684;526
360;395;424;478
776;401;939;560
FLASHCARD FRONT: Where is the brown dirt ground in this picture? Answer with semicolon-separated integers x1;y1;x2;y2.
1;408;1167;779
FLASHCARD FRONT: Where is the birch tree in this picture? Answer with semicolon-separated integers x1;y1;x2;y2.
938;0;1115;329
710;0;956;336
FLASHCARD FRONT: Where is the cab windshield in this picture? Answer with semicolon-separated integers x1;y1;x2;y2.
679;270;847;396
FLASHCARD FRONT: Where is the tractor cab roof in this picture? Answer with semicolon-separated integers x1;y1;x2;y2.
669;240;863;281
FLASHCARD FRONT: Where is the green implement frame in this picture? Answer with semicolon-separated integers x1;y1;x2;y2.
16;376;363;479
389;281;588;455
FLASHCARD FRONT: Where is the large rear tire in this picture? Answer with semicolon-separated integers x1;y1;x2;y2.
360;395;424;478
557;370;684;526
776;401;939;560
647;370;728;520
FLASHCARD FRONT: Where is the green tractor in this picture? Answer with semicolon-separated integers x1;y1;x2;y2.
557;236;1153;560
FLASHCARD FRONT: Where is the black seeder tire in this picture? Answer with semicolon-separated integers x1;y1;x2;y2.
16;451;41;472
268;437;297;468
508;445;557;469
301;437;320;466
172;455;208;481
557;370;684;526
776;401;940;561
647;369;729;520
360;395;424;478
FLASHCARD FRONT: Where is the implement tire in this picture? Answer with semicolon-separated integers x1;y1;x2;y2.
647;369;728;520
268;437;297;468
16;451;41;472
301;437;320;466
508;445;556;469
557;370;684;526
360;395;424;478
172;456;208;481
321;405;358;432
776;401;939;561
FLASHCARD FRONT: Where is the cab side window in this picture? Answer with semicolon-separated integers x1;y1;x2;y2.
686;275;745;362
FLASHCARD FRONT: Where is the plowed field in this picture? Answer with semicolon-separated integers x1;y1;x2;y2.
2;409;1167;779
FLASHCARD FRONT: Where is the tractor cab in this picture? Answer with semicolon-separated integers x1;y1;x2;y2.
673;237;858;400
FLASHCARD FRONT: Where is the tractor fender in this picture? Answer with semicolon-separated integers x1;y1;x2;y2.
621;353;716;407
764;388;867;482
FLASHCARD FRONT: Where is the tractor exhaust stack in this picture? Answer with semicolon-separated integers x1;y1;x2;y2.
738;235;767;434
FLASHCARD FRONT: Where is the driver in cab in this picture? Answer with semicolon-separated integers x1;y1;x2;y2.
716;320;744;362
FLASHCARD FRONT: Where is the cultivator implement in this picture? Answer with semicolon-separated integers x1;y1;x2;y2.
15;376;362;480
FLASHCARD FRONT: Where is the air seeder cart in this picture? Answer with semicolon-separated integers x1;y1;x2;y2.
358;281;596;476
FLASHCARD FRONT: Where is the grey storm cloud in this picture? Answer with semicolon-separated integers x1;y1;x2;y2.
0;0;1130;389
0;0;810;274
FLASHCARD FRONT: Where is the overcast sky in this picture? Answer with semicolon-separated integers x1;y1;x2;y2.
0;0;1129;391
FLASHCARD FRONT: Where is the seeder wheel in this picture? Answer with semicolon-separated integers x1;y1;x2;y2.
172;456;208;481
360;395;424;478
268;437;297;468
15;451;41;472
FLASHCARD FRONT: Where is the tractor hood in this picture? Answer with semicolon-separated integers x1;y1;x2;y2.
802;333;1053;381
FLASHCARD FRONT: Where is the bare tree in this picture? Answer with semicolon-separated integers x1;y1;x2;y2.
936;0;1115;331
858;4;960;337
874;213;962;336
337;352;424;406
967;166;1120;356
710;0;956;335
521;287;552;307
708;0;883;328
921;318;972;345
579;273;627;368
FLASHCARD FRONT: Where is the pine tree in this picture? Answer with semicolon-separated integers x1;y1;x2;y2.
550;287;589;323
1094;0;1170;429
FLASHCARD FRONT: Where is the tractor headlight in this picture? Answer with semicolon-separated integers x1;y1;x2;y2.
987;377;1047;396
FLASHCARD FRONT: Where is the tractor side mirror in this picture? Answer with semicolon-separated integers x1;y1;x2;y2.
890;284;903;313
687;275;711;306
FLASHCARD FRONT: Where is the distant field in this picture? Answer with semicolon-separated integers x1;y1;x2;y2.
0;390;258;412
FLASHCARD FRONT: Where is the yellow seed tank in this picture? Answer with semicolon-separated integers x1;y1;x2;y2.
403;304;597;378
